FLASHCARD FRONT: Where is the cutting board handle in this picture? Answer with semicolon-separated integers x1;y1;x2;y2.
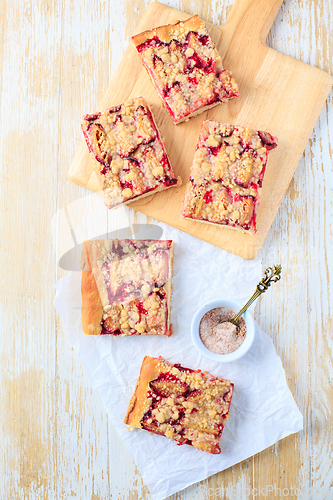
224;0;284;44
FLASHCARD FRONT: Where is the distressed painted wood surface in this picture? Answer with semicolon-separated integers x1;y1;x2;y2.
0;0;332;499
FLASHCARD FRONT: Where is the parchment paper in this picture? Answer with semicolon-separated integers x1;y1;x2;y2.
54;223;303;500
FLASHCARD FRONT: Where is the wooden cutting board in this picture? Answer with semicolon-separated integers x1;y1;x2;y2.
68;0;333;259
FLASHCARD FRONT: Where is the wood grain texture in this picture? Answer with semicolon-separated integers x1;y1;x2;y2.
55;1;111;498
67;0;333;260
0;0;332;499
0;1;60;498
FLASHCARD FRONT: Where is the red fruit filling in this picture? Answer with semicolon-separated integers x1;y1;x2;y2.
137;302;148;315
203;190;213;204
258;130;278;150
150;372;190;398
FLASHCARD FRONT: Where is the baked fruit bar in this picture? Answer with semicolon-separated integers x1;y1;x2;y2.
132;15;239;124
81;97;181;208
124;356;234;454
81;239;174;336
182;121;278;233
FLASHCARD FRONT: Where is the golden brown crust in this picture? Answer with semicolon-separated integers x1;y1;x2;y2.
173;101;222;125
105;176;182;210
132;15;204;47
124;356;160;427
81;241;103;335
165;241;174;336
183;214;255;234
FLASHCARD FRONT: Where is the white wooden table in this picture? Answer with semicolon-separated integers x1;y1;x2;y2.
1;1;332;498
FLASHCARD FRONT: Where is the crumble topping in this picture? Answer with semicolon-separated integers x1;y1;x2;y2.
132;16;238;124
182;120;278;232
125;356;234;454
82;97;180;208
82;239;174;336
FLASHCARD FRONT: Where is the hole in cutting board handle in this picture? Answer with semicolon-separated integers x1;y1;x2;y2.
223;0;284;45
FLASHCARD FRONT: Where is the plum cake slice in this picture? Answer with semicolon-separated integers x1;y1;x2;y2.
81;239;174;336
124;356;234;454
132;15;239;124
182;120;278;233
82;97;181;208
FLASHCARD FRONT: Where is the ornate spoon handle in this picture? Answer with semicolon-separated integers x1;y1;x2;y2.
229;264;282;325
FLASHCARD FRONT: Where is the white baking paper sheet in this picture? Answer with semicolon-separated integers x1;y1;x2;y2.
54;223;303;500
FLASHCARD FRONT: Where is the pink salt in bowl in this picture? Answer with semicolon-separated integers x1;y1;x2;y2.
191;298;256;363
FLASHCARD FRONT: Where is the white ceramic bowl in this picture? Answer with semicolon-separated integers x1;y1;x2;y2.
191;298;255;363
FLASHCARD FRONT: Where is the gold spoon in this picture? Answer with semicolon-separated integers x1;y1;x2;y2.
219;264;282;326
